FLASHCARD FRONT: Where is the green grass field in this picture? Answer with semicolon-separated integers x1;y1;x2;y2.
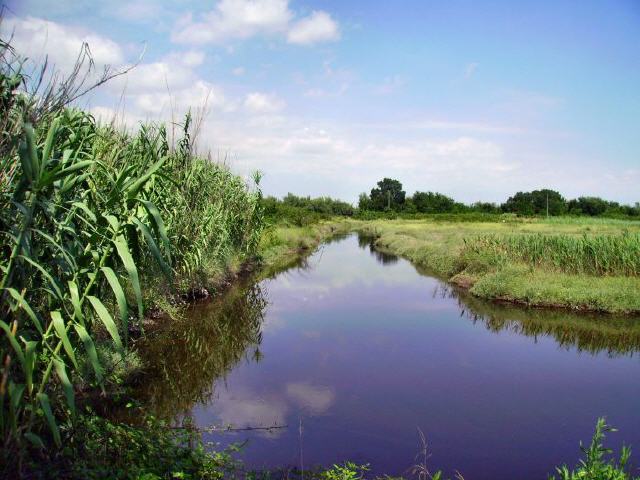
353;217;640;314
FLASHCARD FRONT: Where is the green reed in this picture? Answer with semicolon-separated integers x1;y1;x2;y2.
462;232;640;276
0;36;264;472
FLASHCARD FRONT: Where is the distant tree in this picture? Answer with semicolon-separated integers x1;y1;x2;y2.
567;196;609;216
412;191;456;213
358;192;371;211
368;178;406;211
502;189;566;216
471;201;500;214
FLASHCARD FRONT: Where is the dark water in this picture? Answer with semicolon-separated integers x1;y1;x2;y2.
141;234;640;479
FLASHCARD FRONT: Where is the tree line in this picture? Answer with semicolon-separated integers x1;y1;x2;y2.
357;178;640;217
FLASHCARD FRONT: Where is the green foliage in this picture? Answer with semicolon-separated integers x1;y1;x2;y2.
412;191;459;214
262;194;354;227
0;37;263;474
367;178;406;211
501;189;567;216
20;410;240;479
550;418;638;480
462;232;640;276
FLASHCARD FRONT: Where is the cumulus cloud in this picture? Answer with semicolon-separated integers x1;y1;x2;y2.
2;16;124;74
287;11;340;45
171;0;339;46
244;92;285;113
172;0;292;44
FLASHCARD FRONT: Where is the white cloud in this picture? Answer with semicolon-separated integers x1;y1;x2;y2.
244;92;285;113
2;16;124;74
171;1;339;47
286;382;335;414
172;0;293;44
287;11;340;45
232;66;246;76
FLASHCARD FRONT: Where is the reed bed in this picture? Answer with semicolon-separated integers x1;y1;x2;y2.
0;34;264;472
462;232;640;276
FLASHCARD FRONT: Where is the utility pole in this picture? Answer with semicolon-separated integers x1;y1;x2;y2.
387;190;391;210
546;193;549;218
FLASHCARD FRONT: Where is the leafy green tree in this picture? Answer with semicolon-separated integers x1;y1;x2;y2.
502;189;566;216
412;191;457;213
568;196;609;216
368;178;406;211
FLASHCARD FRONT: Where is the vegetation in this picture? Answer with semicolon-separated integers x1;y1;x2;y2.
356;217;640;313
356;178;639;219
550;418;638;480
0;35;263;475
2;25;639;480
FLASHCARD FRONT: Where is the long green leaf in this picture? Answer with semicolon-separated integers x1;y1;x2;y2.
87;295;123;353
132;218;173;281
114;235;143;320
0;320;25;368
101;267;129;345
68;280;84;326
53;358;75;416
138;199;172;262
74;324;102;383
18;255;63;300
125;155;166;199
50;312;78;369
37;393;61;447
23;340;37;395
4;288;43;334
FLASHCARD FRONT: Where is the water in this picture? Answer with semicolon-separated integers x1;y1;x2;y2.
140;234;640;479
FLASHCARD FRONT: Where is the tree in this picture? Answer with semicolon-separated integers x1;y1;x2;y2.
368;178;406;211
412;191;456;213
501;189;566;216
567;197;609;216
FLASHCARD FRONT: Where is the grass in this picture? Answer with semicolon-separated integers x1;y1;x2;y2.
354;217;640;313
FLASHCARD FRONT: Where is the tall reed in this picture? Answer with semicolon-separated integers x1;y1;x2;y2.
462;232;640;276
0;32;264;473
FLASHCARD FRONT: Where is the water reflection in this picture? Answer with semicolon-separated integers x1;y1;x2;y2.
133;234;640;478
138;234;640;421
357;232;399;265
133;283;266;419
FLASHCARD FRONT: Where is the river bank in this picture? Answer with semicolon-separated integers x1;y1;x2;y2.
353;218;640;314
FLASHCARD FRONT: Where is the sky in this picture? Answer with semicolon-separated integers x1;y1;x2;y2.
3;0;640;204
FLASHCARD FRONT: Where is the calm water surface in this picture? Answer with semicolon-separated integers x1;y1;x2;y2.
142;234;640;479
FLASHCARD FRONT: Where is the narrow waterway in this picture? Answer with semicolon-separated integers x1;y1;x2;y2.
140;233;640;479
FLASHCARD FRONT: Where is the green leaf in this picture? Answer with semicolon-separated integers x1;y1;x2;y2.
68;280;84;326
74;324;102;383
125;155;166;199
132;218;173;281
50;311;78;369
114;235;143;320
138;199;172;262
53;358;75;417
23;340;37;395
101;267;129;346
0;320;25;368
37;393;61;447
87;295;123;354
4;288;43;334
18;255;63;300
24;432;45;449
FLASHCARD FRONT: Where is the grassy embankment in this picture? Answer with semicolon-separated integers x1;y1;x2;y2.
354;216;640;314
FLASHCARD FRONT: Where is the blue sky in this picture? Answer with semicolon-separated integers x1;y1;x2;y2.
4;0;640;203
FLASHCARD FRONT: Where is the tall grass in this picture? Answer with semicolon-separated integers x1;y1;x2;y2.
462;233;640;276
0;33;263;473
